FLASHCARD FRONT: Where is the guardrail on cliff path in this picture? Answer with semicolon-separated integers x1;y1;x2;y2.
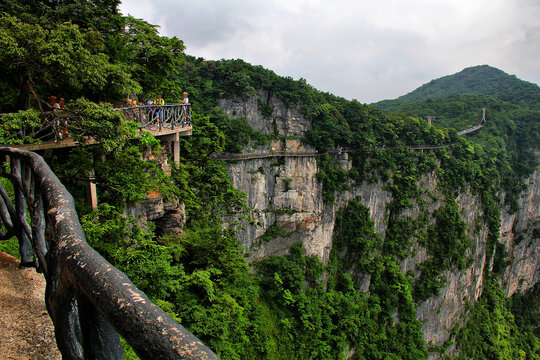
0;147;218;360
118;103;192;133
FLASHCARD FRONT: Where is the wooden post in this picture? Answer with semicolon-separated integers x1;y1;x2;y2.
173;132;180;165
87;170;98;209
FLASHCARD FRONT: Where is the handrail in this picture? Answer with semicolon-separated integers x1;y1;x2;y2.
0;147;218;360
118;103;192;132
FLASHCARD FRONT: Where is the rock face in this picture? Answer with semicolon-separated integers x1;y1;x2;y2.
125;191;186;236
227;140;330;261
218;91;540;353
126;147;186;236
500;168;540;296
219;89;310;137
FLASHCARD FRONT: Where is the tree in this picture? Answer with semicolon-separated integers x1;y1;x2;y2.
114;16;185;94
0;14;138;111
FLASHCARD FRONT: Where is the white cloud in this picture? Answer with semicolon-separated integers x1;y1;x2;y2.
119;0;540;103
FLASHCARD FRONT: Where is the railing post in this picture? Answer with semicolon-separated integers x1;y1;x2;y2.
87;169;98;209
76;293;124;359
11;157;34;266
173;132;180;165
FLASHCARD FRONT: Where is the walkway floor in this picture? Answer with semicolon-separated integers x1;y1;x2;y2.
12;124;192;152
0;252;60;359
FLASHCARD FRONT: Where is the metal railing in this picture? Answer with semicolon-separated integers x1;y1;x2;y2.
0;147;218;360
118;104;192;132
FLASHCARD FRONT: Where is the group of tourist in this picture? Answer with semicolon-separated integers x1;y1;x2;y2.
125;92;189;107
121;92;189;127
45;92;190;140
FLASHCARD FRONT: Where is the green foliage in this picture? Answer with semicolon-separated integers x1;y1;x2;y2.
0;236;19;258
3;3;536;359
0;0;124;40
117;16;185;93
260;223;294;242
0;13;138;110
211;113;270;153
0;109;42;144
413;200;470;301
315;155;349;204
509;283;540;338
174;113;249;224
82;203;267;359
328;200;427;359
81;204;183;300
374;76;539;212
426;201;469;268
305;103;352;151
257;97;274;117
455;280;540;360
0;1;184;113
50;122;175;210
331;199;380;270
255;243;367;359
0;237;21;259
384;214;428;259
0;178;18;258
168;55;536;359
59;98;139;150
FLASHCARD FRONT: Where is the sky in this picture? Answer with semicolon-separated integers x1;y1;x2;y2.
119;0;540;104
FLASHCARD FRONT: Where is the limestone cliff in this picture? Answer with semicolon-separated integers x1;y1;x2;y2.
125;146;186;236
219;90;540;353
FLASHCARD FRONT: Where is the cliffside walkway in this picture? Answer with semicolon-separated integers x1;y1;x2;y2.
0;147;218;359
211;144;456;161
0;251;61;359
4;103;193;152
212;109;486;161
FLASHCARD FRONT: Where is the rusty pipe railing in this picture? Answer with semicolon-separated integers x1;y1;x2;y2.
0;147;218;360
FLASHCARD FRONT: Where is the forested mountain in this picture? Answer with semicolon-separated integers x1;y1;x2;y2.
375;65;540;110
1;2;539;360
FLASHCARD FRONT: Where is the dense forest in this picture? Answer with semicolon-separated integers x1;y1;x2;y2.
1;1;539;359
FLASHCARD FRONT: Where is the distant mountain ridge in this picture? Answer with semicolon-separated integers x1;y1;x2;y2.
374;65;540;110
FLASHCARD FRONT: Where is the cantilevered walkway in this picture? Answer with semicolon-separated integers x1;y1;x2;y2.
8;103;193;152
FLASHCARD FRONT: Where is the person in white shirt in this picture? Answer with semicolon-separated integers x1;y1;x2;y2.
181;92;189;104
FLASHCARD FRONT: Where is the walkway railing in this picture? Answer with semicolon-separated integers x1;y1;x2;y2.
0;147;218;360
457;122;484;136
118;103;192;132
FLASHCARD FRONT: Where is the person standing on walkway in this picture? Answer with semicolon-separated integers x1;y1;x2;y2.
181;92;189;104
155;94;165;127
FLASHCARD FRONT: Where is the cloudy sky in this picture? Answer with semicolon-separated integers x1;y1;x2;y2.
119;0;540;103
